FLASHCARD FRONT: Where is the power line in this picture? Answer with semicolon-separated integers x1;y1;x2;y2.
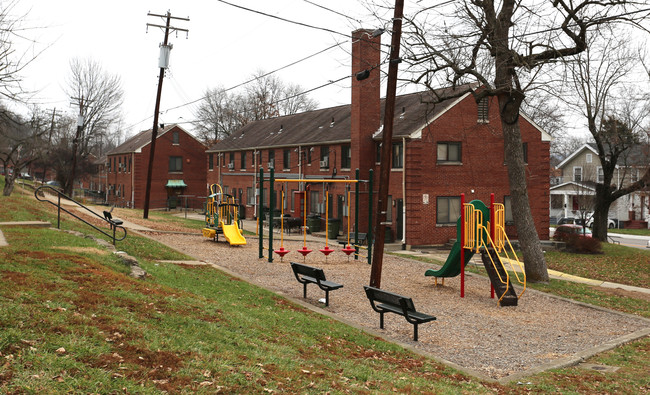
303;0;362;24
133;4;650;132
162;41;346;114
215;0;350;39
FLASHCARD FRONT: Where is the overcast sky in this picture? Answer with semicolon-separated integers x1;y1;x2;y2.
13;0;398;139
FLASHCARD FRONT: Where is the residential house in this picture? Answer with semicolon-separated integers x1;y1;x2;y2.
206;30;551;247
550;143;649;228
106;124;207;209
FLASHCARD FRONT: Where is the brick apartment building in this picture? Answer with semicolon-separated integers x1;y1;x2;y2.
106;124;207;209
206;30;551;247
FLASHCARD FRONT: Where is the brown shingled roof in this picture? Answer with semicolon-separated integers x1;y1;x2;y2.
208;87;470;153
107;124;184;155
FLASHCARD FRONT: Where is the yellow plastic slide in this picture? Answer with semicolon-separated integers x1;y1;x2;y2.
221;222;247;245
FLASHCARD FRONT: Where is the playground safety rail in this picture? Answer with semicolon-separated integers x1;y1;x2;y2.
34;185;127;245
463;202;527;304
492;204;526;298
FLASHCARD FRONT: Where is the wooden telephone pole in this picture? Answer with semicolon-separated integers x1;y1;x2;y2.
143;11;189;219
369;0;404;288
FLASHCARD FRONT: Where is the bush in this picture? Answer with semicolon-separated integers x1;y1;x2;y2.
561;234;602;254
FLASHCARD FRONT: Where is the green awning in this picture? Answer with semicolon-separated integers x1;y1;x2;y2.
166;180;187;188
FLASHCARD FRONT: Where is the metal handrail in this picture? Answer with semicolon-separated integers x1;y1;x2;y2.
34;185;127;245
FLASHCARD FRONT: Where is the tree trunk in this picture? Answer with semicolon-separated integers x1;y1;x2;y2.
498;93;549;283
592;184;614;241
3;174;16;196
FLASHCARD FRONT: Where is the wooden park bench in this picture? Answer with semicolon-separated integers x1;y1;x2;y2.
290;262;343;306
363;286;436;341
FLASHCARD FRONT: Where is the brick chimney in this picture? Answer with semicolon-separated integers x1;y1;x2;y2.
350;29;381;180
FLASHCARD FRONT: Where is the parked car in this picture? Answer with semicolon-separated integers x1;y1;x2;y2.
553;224;592;241
45;180;61;188
585;215;616;229
557;216;586;226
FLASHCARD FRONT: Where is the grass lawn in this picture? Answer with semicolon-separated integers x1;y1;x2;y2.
1;181;649;393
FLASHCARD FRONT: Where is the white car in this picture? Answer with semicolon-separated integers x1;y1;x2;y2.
585;214;616;229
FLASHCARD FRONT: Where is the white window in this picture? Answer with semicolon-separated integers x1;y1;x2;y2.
597;167;604;183
573;166;582;182
586;153;592;163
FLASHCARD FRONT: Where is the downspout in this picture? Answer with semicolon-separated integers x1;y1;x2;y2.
218;153;223;186
253;149;258;219
298;146;302;190
402;136;407;250
131;152;135;208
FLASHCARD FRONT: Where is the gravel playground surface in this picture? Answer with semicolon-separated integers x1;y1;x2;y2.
142;231;649;381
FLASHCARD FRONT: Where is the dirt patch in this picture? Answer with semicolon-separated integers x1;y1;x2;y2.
597;286;650;302
52;246;109;255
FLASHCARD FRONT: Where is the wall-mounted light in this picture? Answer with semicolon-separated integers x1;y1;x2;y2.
356;69;370;81
372;28;385;37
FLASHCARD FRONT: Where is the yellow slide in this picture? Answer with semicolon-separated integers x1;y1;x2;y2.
221;222;247;246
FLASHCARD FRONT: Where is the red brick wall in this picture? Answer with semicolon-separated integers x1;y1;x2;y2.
350;29;381;181
210;94;551;246
402;95;550;246
108;126;207;209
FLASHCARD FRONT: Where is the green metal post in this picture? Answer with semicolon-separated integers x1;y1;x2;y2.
268;168;274;263
354;169;360;260
258;168;264;259
368;168;373;266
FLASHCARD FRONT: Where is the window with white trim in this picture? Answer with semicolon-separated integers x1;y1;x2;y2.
573;166;582;182
597;167;604;183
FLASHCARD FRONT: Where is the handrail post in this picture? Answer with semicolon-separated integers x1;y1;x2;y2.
57;192;61;229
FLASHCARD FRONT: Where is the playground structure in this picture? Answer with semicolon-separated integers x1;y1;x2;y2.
202;184;247;246
425;193;526;306
257;168;373;264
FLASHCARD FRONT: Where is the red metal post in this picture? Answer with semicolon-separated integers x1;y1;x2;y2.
490;192;495;299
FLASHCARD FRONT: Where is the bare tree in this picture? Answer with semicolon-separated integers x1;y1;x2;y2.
0;0;42;101
193;87;249;145
193;71;318;145
64;58;123;196
560;32;650;240
0;108;48;195
400;0;645;282
277;82;318;115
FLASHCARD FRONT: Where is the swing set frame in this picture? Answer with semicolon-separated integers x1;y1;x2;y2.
257;168;374;264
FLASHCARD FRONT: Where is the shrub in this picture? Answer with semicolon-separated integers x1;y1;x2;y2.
561;234;602;254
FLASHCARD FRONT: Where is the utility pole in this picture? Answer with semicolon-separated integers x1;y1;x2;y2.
47;108;56;144
369;0;404;288
143;11;189;219
69;97;90;197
